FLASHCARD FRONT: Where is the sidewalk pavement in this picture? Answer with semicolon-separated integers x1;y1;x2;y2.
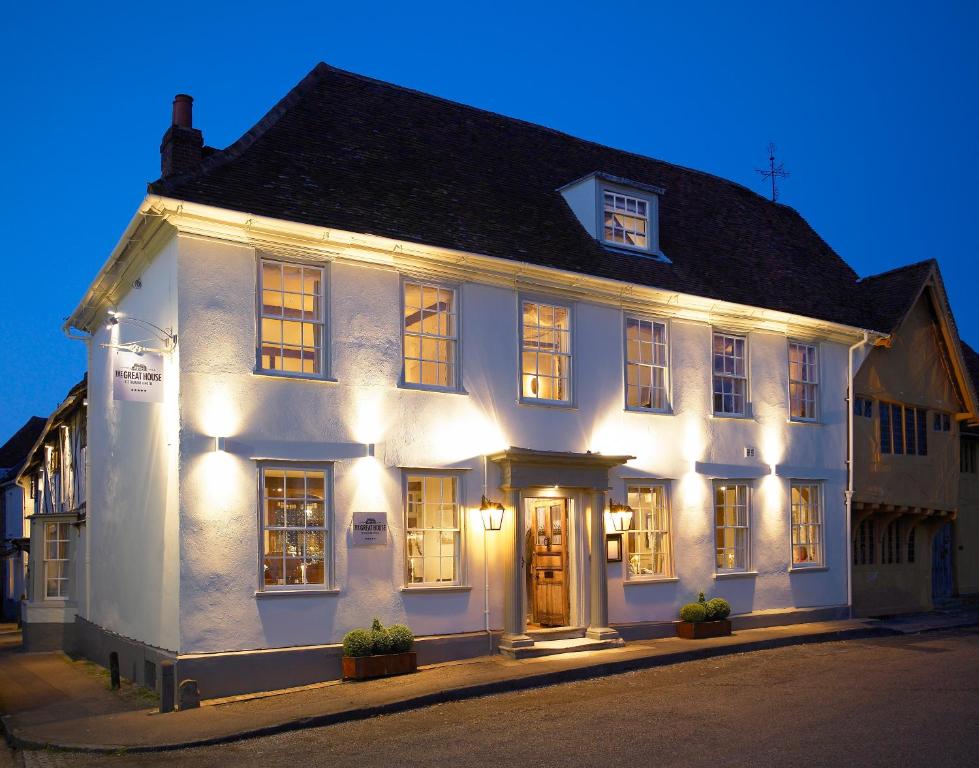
2;606;978;754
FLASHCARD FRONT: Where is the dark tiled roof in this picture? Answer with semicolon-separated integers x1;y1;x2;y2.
0;416;47;479
853;259;935;333
962;341;979;398
152;63;879;329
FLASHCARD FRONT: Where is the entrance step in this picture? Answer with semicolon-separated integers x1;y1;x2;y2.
526;626;587;642
502;637;614;660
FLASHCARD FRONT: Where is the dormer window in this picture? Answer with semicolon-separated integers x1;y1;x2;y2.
603;192;648;249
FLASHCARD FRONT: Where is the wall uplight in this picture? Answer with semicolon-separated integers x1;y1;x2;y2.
213;436;226;452
605;500;634;533
479;495;506;531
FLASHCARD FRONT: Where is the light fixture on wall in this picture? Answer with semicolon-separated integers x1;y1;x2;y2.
605;499;634;533
479;495;506;531
213;436;226;452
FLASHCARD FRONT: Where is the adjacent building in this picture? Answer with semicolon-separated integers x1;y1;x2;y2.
18;64;977;697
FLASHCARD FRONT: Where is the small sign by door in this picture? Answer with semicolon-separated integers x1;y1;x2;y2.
352;513;388;546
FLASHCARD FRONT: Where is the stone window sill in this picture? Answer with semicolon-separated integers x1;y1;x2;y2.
255;588;341;598
713;570;758;580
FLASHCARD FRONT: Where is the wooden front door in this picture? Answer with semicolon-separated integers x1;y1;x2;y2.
530;501;569;627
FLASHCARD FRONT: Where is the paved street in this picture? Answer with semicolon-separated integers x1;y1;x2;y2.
6;628;979;768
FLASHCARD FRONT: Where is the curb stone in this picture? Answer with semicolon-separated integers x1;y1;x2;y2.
4;620;976;755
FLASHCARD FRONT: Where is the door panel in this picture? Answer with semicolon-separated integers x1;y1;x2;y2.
531;501;569;627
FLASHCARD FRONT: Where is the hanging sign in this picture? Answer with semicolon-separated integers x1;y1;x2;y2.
113;350;165;403
352;513;388;546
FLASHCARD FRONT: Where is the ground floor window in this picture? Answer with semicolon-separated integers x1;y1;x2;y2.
907;526;916;563
405;474;461;585
854;519;876;565
625;484;672;578
260;466;330;589
790;482;823;566
714;482;750;572
883;520;903;564
43;521;69;599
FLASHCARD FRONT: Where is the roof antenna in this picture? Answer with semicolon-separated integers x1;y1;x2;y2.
756;142;789;202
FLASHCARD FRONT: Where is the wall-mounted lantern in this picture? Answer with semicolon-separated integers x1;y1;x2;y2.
479;495;506;531
605;499;634;533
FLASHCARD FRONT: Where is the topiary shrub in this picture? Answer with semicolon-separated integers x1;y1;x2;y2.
679;603;707;623
705;597;731;621
370;617;393;654
342;629;374;657
388;624;414;653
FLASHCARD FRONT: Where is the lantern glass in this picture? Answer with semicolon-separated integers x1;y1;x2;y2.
605;508;633;532
481;503;505;531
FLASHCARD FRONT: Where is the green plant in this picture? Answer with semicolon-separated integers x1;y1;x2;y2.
342;628;374;657
388;624;414;653
679;603;707;623
370;617;393;654
698;591;706;604
705;597;731;621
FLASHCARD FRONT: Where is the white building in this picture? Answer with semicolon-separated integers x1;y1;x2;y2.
36;64;895;698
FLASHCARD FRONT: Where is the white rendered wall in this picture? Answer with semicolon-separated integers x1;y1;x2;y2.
172;233;849;654
86;239;180;652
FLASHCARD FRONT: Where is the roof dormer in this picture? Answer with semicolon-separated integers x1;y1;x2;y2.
558;172;669;262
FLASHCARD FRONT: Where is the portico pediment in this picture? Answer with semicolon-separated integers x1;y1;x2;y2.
488;447;633;491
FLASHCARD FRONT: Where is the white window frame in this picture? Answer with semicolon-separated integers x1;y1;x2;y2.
43;521;69;600
256;257;329;380
624;316;670;412
401;279;461;392
790;481;824;567
788;341;819;422
712;331;749;417
258;463;334;592
713;481;751;573
624;482;674;580
519;296;573;406
403;471;465;588
602;190;651;251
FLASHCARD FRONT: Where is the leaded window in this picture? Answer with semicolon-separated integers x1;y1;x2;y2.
883;520;903;564
712;332;747;416
259;259;325;376
789;342;818;420
44;522;69;599
521;301;571;403
625;318;668;411
714;483;750;572
625;484;672;578
854;519;876;565
405;475;461;585
403;282;457;389
880;402;927;455
603;192;648;249
261;467;329;589
790;483;823;566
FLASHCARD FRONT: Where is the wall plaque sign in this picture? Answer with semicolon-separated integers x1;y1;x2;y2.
113;350;165;403
352;512;388;546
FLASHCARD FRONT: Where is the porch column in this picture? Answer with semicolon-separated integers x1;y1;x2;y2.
586;488;622;643
499;487;532;651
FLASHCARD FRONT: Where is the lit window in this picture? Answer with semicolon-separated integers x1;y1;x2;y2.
789;342;818;420
854;519;876;565
625;318;668;411
405;475;461;585
714;483;750;572
933;412;952;432
712;332;747;416
403;282;457;389
880;402;927;455
44;522;69;599
521;301;571;403
259;259;325;376
790;483;823;566
625;484;672;578
261;467;330;589
603;192;648;249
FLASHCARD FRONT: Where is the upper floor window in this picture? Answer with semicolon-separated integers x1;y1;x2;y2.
625;317;668;411
790;482;823;567
879;402;927;456
403;282;458;390
963;438;978;474
712;332;747;416
405;474;462;586
714;482;750;572
260;466;331;590
603;192;648;249
788;342;818;420
934;412;952;432
625;484;673;579
259;259;325;377
853;397;873;417
521;300;571;403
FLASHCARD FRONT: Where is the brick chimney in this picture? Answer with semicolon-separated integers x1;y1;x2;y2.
160;94;203;178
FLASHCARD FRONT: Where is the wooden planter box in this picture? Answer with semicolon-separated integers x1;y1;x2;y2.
676;619;732;639
342;651;417;681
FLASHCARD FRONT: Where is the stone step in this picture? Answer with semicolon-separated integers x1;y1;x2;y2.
526;625;587;642
502;637;614;660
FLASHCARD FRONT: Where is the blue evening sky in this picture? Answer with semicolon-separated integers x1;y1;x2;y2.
1;1;977;440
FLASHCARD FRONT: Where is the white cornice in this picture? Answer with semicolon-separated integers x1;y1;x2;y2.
66;195;884;346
